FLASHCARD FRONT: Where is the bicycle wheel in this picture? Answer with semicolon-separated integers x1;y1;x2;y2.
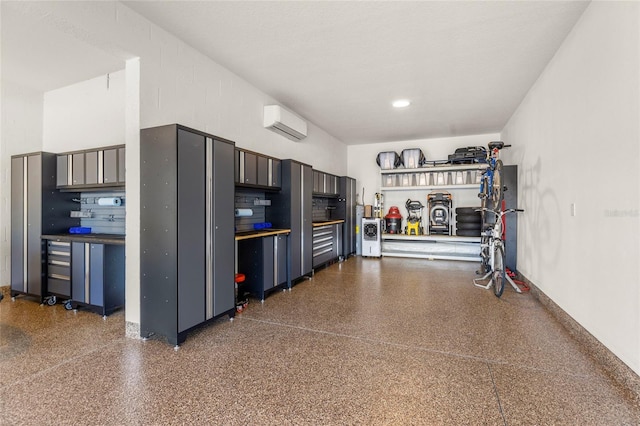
478;230;490;273
479;173;489;226
492;244;506;297
491;160;504;211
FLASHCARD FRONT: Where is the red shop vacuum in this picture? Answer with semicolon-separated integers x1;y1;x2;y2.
384;206;403;234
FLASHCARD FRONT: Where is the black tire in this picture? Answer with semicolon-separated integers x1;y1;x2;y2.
456;222;482;230
456;229;481;237
491;160;504;211
480;175;489;222
493;245;506;297
478;231;491;274
455;207;479;215
456;214;481;223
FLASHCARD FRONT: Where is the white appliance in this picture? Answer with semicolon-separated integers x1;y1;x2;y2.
361;218;382;257
264;105;308;141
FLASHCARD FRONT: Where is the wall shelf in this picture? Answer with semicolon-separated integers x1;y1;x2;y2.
381;234;479;243
380;164;488;174
381;233;480;262
380;163;488;191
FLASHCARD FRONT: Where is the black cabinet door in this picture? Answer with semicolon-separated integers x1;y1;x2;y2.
328;174;338;195
85;151;99;185
212;138;235;317
257;155;269;186
103;149;118;184
177;129;206;332
276;235;287;285
72;242;106;306
313;170;322;193
72;153;85;186
88;244;105;307
10;156;25;293
289;163;302;279
71;242;86;302
234;149;240;184
301;164;313;276
56;155;68;187
243;151;257;185
262;236;275;291
117;147;126;183
271;159;281;187
26;155;43;296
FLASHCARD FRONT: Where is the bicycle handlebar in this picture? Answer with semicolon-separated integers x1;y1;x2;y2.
474;207;524;215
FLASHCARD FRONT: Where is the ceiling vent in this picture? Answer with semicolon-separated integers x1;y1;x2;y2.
263;105;307;141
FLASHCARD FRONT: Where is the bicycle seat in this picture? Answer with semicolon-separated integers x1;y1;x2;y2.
488;141;504;150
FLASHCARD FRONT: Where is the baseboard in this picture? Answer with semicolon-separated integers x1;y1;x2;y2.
518;273;640;403
125;320;141;340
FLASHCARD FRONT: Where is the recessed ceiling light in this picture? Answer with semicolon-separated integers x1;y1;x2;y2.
392;99;411;108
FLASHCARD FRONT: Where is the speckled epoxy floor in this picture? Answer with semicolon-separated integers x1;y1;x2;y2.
1;257;639;425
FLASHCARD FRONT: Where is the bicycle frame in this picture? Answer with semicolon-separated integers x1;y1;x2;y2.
479;149;499;200
474;207;523;297
479;144;506;211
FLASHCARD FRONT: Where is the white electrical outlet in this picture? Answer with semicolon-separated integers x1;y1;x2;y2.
571;203;576;217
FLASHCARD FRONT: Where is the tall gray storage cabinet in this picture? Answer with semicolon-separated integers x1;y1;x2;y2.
266;160;312;282
503;165;518;272
140;125;235;345
337;176;356;258
11;152;78;301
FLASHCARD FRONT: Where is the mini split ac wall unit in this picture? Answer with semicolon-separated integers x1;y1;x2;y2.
263;105;308;141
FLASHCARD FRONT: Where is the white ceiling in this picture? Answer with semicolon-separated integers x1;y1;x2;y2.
2;1;590;145
1;3;125;94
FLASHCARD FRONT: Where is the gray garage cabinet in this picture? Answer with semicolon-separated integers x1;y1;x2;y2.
140;124;235;346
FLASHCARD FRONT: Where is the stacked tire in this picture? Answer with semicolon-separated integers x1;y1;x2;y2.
455;207;482;237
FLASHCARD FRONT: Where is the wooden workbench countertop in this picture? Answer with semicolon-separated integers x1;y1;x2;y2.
235;229;291;241
312;220;345;227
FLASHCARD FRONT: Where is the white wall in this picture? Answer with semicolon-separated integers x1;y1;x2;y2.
43;70;126;152
501;2;640;374
0;81;43;286
347;133;500;212
134;17;346;175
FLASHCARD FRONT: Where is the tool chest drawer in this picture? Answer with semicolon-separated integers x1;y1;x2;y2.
47;278;70;296
46;241;71;297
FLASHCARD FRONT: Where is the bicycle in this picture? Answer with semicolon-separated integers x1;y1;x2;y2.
474;207;524;297
479;141;510;212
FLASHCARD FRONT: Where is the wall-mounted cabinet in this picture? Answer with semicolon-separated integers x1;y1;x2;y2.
57;145;125;190
235;148;281;189
313;170;339;197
